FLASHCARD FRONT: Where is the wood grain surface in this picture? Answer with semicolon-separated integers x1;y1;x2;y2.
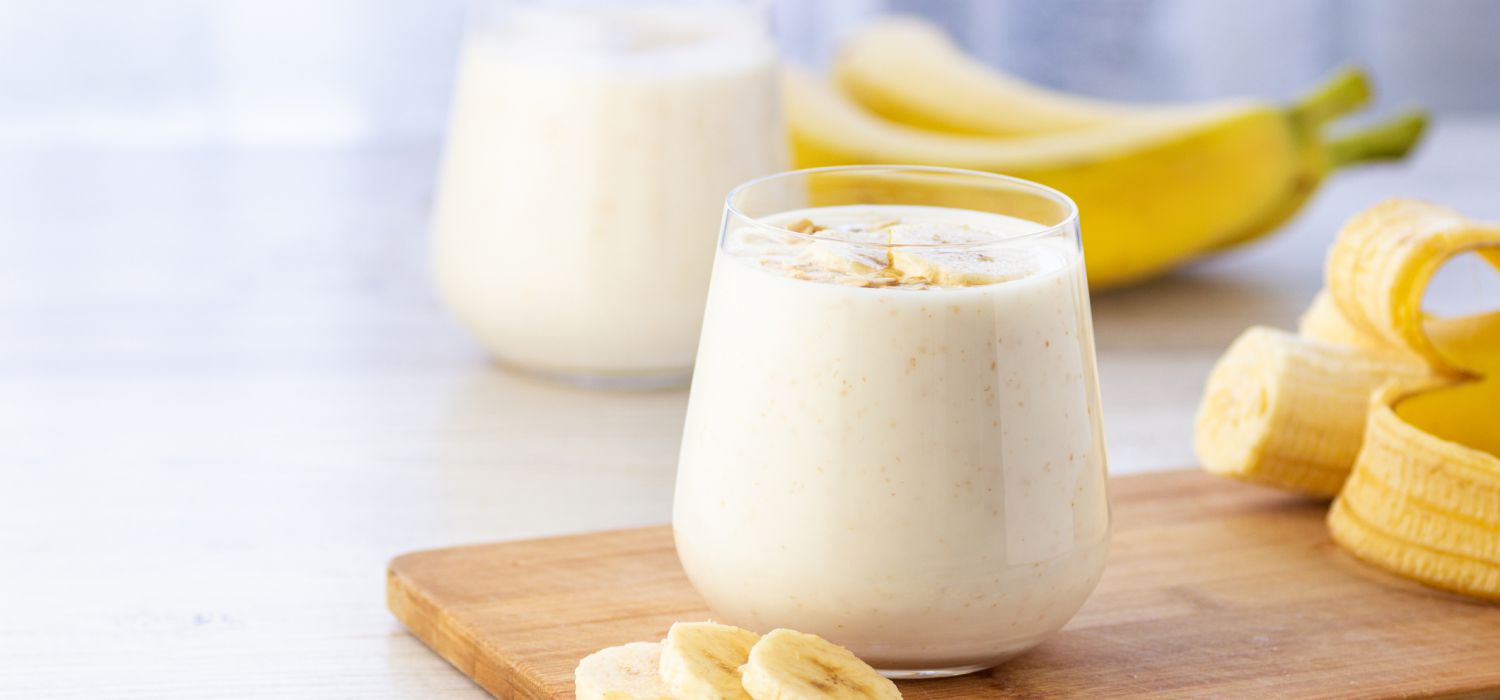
389;470;1500;700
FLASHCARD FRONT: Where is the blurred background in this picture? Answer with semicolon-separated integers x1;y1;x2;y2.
4;0;1500;149
0;0;1495;472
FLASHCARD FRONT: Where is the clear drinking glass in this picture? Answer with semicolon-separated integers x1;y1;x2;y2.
674;166;1111;677
431;0;782;389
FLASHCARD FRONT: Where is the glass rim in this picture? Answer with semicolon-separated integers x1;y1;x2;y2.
723;165;1080;250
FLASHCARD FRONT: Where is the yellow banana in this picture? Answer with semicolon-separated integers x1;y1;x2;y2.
783;67;1421;290
813;19;1428;287
1206;109;1428;255
833;17;1158;135
788;67;1288;289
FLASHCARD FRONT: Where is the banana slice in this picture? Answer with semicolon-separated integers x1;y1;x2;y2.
659;621;759;700
741;629;902;700
890;247;1035;286
800;239;892;278
575;642;674;700
887;221;1032;286
789;226;900;286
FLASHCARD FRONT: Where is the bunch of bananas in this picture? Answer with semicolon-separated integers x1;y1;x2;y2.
785;17;1428;290
575;621;901;700
1195;199;1500;601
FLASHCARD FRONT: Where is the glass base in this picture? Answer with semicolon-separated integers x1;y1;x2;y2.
495;359;691;391
878;663;993;680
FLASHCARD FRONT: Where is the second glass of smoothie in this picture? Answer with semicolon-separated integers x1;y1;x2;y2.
432;0;782;388
674;166;1111;677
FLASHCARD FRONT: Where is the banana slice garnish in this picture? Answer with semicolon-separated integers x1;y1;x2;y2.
659;621;759;700
786;219;1035;288
574;642;674;700
740;629;902;700
889;222;1034;286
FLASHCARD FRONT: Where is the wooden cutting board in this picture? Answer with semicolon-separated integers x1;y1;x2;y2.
387;470;1500;699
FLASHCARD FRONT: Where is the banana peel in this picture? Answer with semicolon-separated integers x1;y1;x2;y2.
1196;198;1500;601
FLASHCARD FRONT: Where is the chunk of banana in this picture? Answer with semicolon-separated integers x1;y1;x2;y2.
574;642;674;700
800;239;892;278
659;621;759;700
1194;326;1431;497
740;629;902;700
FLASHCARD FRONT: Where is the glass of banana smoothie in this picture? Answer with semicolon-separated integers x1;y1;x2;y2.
674;166;1111;677
432;0;783;388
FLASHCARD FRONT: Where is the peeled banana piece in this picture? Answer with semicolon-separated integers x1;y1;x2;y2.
1297;290;1391;352
1194;326;1430;497
1197;197;1500;601
659;621;759;700
740;629;902;700
574;642;674;700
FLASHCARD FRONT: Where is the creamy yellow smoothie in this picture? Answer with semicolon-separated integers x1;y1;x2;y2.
674;204;1110;673
433;3;782;383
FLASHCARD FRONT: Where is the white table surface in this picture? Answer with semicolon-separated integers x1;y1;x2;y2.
1;120;1496;697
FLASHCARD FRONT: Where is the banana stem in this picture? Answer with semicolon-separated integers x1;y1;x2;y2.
1291;66;1373;128
1327;110;1430;168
